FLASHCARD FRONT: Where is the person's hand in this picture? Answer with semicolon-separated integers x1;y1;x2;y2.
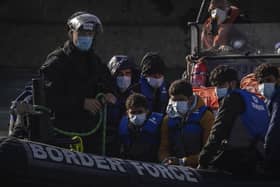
197;164;213;170
162;157;187;166
185;55;196;64
84;98;103;115
15;102;33;115
104;93;117;104
162;157;180;165
197;164;203;169
200;47;219;56
218;45;233;52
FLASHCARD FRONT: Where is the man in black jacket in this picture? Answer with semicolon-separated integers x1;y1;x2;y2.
40;11;116;154
198;65;269;175
254;63;280;176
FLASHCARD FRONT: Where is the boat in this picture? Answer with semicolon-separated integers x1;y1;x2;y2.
0;136;279;187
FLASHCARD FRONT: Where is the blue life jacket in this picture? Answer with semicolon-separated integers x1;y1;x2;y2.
232;89;269;140
107;85;136;129
119;112;163;146
139;76;168;113
107;96;127;128
167;106;208;157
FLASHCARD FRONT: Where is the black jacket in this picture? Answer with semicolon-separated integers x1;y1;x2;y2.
264;87;280;174
40;41;114;133
198;92;261;175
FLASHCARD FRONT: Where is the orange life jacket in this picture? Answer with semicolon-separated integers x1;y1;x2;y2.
202;6;240;49
193;87;219;111
240;73;264;99
193;74;265;112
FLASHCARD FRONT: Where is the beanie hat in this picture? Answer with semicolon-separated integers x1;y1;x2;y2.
140;52;166;76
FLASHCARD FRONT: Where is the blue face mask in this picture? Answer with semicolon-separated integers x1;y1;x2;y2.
129;113;147;126
116;76;131;92
75;36;93;51
146;77;164;88
173;101;189;115
216;87;228;99
258;83;275;99
166;100;189;118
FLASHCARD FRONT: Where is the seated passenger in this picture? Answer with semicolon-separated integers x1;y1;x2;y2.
159;79;214;168
138;52;169;113
198;65;269;175
106;55;139;156
254;63;280;176
118;93;163;162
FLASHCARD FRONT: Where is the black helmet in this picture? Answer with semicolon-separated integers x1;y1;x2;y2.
107;55;137;76
67;11;103;33
140;52;166;76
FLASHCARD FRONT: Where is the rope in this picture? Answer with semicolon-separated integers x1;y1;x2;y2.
33;105;52;114
52;93;108;154
52;93;106;137
101;101;107;156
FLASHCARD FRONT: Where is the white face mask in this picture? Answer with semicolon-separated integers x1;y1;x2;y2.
129;113;147;126
258;83;275;99
116;76;131;92
146;77;164;88
216;87;228;99
211;8;227;24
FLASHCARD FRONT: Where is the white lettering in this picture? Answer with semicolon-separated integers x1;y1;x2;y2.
93;155;110;170
106;158;127;173
77;152;94;167
129;161;145;175
154;164;175;179
178;166;199;183
29;143;47;159
61;149;81;165
142;163;160;177
252;102;265;111
45;147;64;162
167;165;185;181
